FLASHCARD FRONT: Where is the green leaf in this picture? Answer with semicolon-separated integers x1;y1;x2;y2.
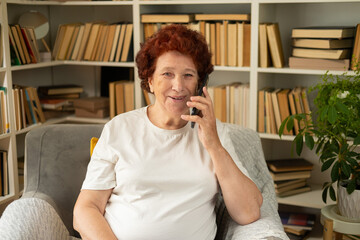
331;161;340;182
354;135;360;145
328;106;337;124
279;116;290;137
335;101;350;115
316;138;325;154
321;158;336;172
340;161;351;178
286;117;294;132
295;135;304;156
320;105;329;121
345;156;358;167
322;187;328;204
347;180;356;195
305;133;314;150
329;186;336;201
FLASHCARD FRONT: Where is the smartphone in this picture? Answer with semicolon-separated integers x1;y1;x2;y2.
191;74;209;128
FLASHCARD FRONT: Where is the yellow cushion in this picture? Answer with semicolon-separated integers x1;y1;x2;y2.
90;137;99;156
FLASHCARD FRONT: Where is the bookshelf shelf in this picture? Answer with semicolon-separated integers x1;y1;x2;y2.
277;183;336;209
63;61;135;68
10;61;63;71
139;0;252;5
7;0;134;6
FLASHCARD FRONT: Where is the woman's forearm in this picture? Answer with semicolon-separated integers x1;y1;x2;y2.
208;146;263;225
73;204;117;240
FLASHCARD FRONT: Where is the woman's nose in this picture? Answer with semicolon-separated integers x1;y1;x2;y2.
172;75;184;91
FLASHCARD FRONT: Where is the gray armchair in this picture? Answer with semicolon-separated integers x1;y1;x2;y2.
0;124;288;240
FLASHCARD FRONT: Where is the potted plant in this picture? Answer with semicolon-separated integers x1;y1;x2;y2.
279;68;360;221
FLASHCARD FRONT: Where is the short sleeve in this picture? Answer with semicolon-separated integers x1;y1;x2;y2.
81;124;118;190
216;121;252;180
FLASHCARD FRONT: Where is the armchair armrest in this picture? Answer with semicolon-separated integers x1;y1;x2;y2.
0;196;79;240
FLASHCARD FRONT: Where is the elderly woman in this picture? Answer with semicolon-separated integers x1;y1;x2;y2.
73;24;262;240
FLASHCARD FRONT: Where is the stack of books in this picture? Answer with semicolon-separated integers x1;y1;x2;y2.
52;22;133;62
279;211;316;240
8;24;41;66
289;26;355;71
141;13;251;67
73;97;109;119
109;81;135;119
206;83;249;127
267;159;313;197
37;84;83;119
258;87;311;135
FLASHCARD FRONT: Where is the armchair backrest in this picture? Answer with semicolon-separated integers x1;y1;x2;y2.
24;124;103;236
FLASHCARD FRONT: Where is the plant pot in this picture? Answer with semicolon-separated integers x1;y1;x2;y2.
337;182;360;222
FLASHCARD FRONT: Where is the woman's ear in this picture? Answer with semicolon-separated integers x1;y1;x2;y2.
148;77;154;93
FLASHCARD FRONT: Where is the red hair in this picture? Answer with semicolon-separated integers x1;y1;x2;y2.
136;24;213;92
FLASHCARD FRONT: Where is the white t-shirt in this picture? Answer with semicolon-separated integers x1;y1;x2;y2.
82;107;250;240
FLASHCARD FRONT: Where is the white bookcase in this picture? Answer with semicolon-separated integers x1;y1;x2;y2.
1;0;359;238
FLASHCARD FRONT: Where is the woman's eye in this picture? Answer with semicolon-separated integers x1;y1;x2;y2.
163;72;173;77
184;74;194;78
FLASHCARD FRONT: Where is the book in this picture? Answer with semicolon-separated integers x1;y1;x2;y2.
57;24;77;60
279;212;316;231
38;84;83;96
236;22;244;67
267;23;285;68
292;38;353;49
243;23;251;67
10;25;27;65
277;89;293;135
292;26;355;39
141;14;195;23
292;48;351;59
71;25;85;60
275;180;307;194
120;23;133;62
288;89;299;134
274;178;308;189
259;23;271;68
269;169;311;181
277;185;311;197
52;24;67;60
40;99;71;110
194;13;250;21
109;24;121;62
115;24;126;62
271;88;282;132
76;22;93;61
84;23;103;61
73;97;109;112
75;108;109;118
289;57;350;71
267;159;314;172
8;26;22;65
258;87;268;133
14;24;31;64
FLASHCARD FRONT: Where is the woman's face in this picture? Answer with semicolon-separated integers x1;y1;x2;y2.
149;51;198;117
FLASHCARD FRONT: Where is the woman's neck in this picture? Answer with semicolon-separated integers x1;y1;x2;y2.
147;105;188;130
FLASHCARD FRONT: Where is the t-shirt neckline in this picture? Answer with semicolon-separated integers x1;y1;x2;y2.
143;106;191;135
